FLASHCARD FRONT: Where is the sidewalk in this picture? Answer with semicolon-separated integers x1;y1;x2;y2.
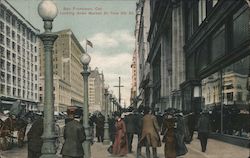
0;134;249;158
187;134;249;158
91;134;249;158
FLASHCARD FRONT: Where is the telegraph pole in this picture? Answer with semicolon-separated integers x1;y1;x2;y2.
114;76;124;104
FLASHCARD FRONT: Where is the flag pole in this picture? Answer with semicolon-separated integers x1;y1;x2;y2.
85;40;88;53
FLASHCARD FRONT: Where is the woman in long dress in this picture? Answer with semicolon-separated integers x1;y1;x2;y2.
162;114;176;158
112;113;128;156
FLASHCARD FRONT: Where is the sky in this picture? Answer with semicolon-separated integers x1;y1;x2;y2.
8;0;137;107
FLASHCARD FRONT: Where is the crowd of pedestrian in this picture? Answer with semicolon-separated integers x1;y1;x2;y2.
26;105;211;158
105;106;211;158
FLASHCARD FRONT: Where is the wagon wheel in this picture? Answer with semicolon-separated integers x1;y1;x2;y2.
0;119;13;150
17;127;26;148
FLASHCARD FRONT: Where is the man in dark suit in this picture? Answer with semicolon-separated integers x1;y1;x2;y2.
197;111;210;152
108;114;116;144
96;113;105;142
124;111;137;153
61;112;86;158
133;109;143;158
27;115;43;158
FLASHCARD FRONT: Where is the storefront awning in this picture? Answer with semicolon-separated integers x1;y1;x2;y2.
0;100;14;105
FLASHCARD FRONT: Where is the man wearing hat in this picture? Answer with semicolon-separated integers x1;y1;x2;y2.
61;110;86;158
27;114;43;158
197;111;210;152
139;106;161;158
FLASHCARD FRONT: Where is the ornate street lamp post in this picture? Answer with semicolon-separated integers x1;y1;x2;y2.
109;94;113;115
115;100;118;111
103;85;110;145
80;53;91;158
38;1;58;158
112;97;116;112
112;98;116;113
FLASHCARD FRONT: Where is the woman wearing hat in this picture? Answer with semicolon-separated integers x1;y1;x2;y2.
112;112;128;157
162;112;176;158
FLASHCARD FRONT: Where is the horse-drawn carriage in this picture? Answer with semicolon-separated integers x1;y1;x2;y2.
0;100;30;150
0;112;28;150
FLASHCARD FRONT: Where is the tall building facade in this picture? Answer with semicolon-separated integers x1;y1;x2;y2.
130;2;141;106
135;0;151;108
0;0;40;111
144;0;186;112
137;0;249;145
88;67;105;113
182;0;249;144
130;51;137;105
39;29;84;112
131;0;151;107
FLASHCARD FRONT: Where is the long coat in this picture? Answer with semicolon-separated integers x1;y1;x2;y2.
27;118;43;153
162;116;176;158
197;114;210;134
61;120;86;157
95;115;104;137
112;118;128;156
124;113;137;134
140;114;161;148
108;117;116;143
175;116;188;156
134;113;143;135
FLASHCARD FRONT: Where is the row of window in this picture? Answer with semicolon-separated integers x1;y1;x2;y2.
0;84;38;100
0;64;38;81
187;5;249;79
200;56;249;138
1;44;38;62
0;6;37;43
0;30;37;53
0;59;38;73
0;71;38;85
0;76;38;89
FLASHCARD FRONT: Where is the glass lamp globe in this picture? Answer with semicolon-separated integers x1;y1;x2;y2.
104;84;109;90
38;0;58;21
80;53;91;65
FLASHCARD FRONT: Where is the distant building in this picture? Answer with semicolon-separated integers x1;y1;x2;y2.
88;67;105;113
39;29;84;112
0;0;40;111
130;51;137;105
133;0;151;108
202;71;249;109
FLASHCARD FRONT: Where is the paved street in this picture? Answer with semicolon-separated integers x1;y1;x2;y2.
0;133;249;158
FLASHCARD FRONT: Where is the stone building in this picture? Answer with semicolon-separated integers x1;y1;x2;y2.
136;0;249;146
88;67;105;113
0;0;39;111
181;0;249;145
131;0;151;108
39;29;84;112
140;0;186;111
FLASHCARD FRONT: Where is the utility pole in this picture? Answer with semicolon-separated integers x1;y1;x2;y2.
114;76;124;104
245;0;250;7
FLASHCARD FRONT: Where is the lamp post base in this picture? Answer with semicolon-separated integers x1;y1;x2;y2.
83;139;91;158
40;135;59;158
83;125;91;158
40;154;60;158
103;139;110;145
103;121;110;145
